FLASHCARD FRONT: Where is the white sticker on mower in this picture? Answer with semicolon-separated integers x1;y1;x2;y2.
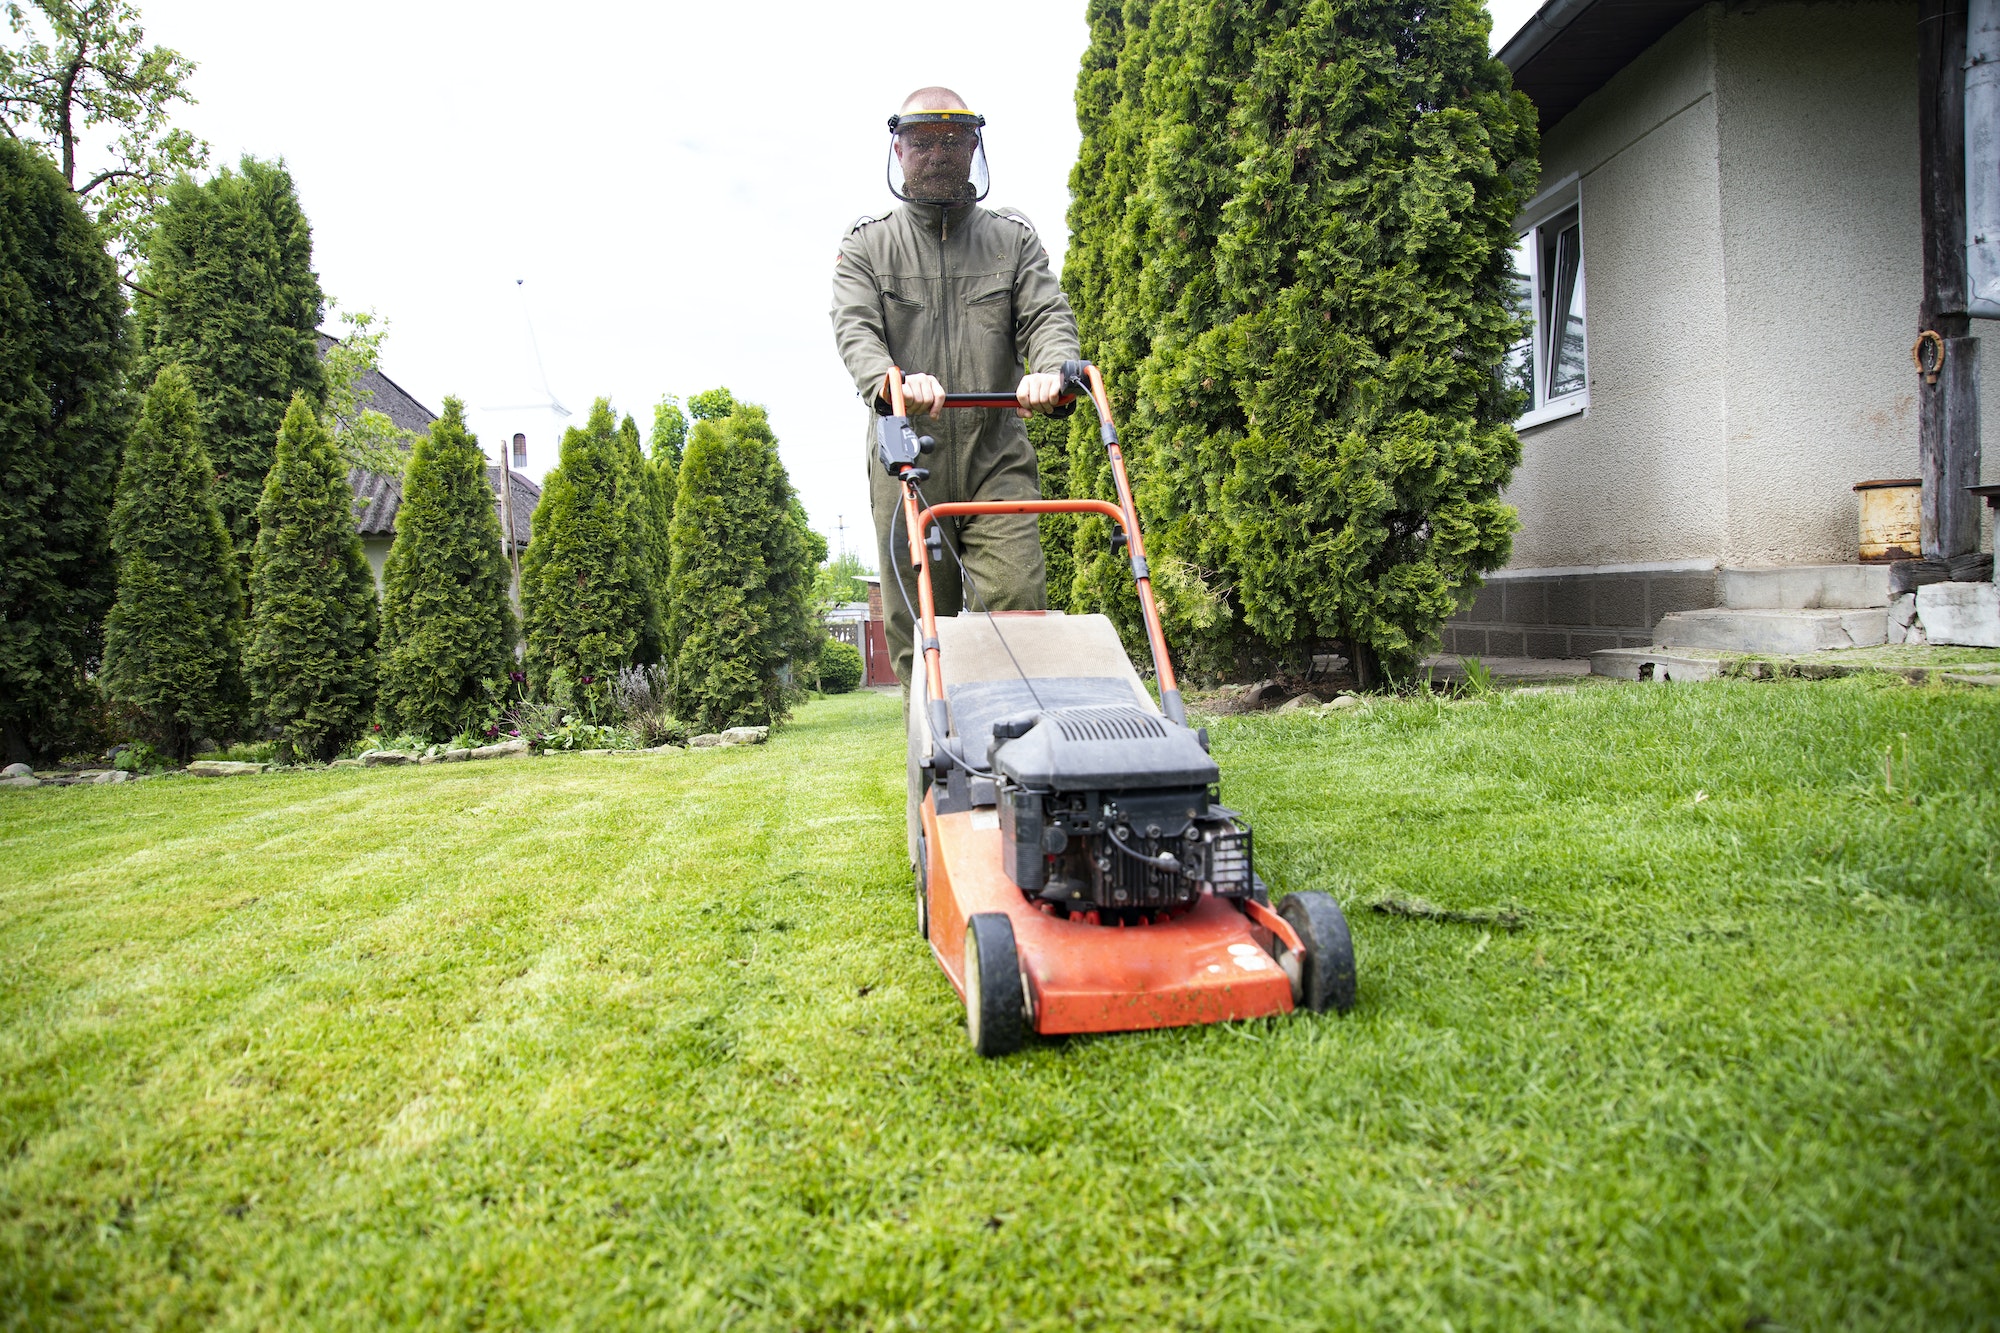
1227;944;1272;971
971;811;999;830
1227;943;1261;956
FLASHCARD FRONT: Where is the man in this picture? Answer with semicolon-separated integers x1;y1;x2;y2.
829;86;1081;688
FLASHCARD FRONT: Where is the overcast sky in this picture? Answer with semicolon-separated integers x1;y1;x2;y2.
138;0;1543;564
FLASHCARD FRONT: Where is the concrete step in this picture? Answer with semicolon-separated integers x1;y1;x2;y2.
1721;564;1889;609
1654;608;1887;653
1588;648;1724;682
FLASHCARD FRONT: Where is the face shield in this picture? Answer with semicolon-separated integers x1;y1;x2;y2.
886;110;990;206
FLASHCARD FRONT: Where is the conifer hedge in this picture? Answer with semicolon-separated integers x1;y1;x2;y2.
1060;0;1538;681
376;398;516;741
617;413;667;663
101;366;244;760
0;136;128;762
133;156;326;567
520;400;649;695
244;394;378;762
665;404;819;733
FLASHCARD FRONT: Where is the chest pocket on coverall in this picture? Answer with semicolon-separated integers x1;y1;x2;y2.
882;291;927;366
963;286;1012;359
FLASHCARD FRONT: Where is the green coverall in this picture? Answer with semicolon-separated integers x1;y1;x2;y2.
829;198;1082;687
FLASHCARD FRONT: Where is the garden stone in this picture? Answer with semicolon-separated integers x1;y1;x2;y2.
642;742;682;755
576;748;616;757
688;733;724;748
0;774;41;788
1;762;31;778
330;758;364;768
1275;693;1325;714
92;770;132;784
465;740;529;761
358;751;415;767
720;727;769;746
187;760;267;778
1324;695;1362;710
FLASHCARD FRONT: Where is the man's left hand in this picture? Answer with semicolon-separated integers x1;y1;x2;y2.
1015;372;1065;418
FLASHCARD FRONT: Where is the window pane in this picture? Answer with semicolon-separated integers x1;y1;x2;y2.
1540;210;1586;400
1505;236;1535;406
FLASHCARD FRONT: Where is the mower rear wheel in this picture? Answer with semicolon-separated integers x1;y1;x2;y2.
915;833;930;939
964;913;1026;1056
1278;891;1357;1014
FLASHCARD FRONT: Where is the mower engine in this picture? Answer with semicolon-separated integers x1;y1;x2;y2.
987;705;1255;917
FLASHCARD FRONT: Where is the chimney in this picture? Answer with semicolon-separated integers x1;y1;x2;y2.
512;433;527;469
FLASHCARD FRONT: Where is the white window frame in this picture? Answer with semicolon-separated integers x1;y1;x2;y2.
1510;177;1589;429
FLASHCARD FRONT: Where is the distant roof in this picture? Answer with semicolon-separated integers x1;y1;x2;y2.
316;332;439;434
350;464;540;550
1498;0;1707;131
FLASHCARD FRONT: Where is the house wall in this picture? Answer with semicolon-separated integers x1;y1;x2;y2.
1447;0;2000;657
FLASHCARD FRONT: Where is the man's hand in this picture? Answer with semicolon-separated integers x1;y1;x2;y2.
898;372;946;417
1016;371;1065;418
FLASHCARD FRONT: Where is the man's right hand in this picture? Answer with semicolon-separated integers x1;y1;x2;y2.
898;372;946;417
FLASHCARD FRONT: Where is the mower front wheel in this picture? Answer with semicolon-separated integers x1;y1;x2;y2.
915;833;930;939
1278;891;1357;1014
964;913;1026;1056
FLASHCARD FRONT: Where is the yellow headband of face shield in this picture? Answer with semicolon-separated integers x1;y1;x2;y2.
887;110;986;132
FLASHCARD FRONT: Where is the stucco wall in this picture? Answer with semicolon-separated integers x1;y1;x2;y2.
1499;0;1994;573
1505;10;1727;570
1713;2;1921;564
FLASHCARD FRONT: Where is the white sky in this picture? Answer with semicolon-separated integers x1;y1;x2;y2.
138;0;1544;564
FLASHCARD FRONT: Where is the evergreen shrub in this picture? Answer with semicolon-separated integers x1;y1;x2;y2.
665;404;819;733
101;365;245;760
617;413;667;662
1061;0;1538;681
376;398;516;741
520;400;649;695
815;639;864;695
0;136;129;762
133;156;326;566
244;394;379;762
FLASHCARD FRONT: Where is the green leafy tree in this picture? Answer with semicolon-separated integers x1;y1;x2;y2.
687;387;736;422
133;155;325;567
1062;0;1536;683
101;365;242;760
243;393;377;762
0;134;126;763
666;403;819;733
322;307;422;475
617;412;666;662
519;398;648;697
812;549;873;609
376;398;516;741
0;0;208;259
650;396;688;472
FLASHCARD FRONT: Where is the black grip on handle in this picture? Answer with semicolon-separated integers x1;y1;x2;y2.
1059;359;1093;396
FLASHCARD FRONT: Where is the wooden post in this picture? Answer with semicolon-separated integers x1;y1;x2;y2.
1917;0;1983;560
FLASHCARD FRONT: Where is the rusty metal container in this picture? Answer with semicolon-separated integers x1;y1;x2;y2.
1853;479;1921;563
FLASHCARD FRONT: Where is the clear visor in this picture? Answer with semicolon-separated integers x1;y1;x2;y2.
887;119;990;205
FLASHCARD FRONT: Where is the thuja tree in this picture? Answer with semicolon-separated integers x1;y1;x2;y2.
0;135;127;763
1061;0;1537;681
616;413;667;663
520;399;648;695
665;404;819;733
376;398;516;740
133;156;325;566
243;394;378;762
101;365;244;760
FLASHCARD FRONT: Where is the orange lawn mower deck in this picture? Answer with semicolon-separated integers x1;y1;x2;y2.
877;363;1356;1056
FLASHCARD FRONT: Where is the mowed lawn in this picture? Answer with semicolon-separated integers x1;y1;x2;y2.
1;680;1996;1330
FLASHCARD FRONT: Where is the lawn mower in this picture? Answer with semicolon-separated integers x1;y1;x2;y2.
878;362;1357;1056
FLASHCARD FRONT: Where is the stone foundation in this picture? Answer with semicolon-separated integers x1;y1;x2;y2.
1441;567;1721;659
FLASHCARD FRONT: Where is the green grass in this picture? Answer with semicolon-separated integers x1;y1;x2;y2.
2;682;1996;1330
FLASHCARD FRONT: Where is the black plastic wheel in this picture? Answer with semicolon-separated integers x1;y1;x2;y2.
1278;891;1357;1014
915;833;930;939
964;913;1026;1056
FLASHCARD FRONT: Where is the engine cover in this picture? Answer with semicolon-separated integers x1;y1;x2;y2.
990;706;1253;917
